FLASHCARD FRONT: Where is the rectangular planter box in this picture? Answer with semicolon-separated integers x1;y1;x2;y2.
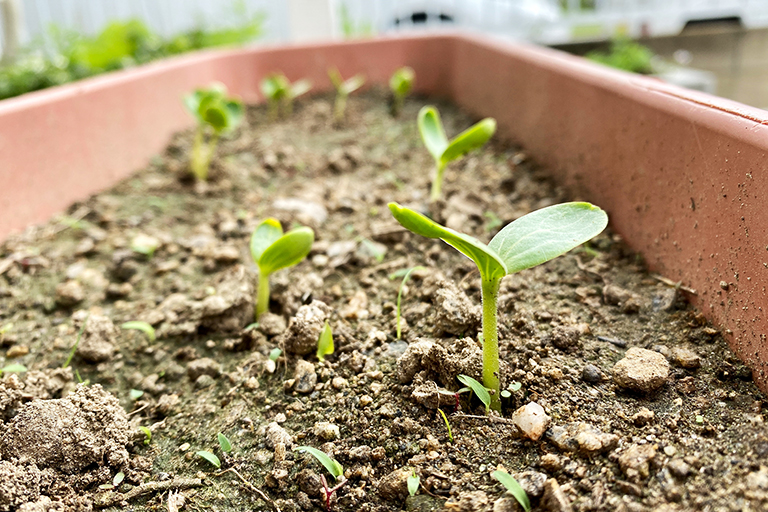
1;33;767;392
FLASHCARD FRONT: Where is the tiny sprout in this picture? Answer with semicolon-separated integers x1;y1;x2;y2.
261;73;312;119
250;218;314;319
492;470;531;512
294;446;346;511
389;266;425;340
457;374;491;412
138;426;152;445
121;321;156;342
389;201;608;411
407;470;420;497
269;347;282;362
129;389;144;400
418;106;496;201
389;66;415;117
130;234;160;258
328;67;365;122
437;408;454;443
317;321;334;362
183;82;244;181
196;450;221;469
113;471;125;487
217;432;232;453
0;363;26;376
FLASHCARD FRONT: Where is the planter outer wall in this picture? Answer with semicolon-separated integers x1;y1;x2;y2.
1;34;768;392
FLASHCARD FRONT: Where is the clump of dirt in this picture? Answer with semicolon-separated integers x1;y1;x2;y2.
0;89;767;512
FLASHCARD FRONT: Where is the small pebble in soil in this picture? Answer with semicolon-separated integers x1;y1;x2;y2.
581;364;604;383
612;347;670;393
541;478;573;512
618;443;658;482
292;359;317;394
278;301;331;355
55;280;85;306
671;346;702;369
512;402;551;441
632;407;656;426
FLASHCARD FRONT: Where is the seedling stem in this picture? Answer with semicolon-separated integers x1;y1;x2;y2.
481;276;502;409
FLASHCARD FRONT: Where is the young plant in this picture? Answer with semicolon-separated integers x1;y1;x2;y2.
121;321;156;342
389;66;415;117
389;201;608;411
407;470;420;497
0;363;26;377
389;266;425;340
437;408;454;443
183;83;244;181
217;433;232;453
294;446;346;511
492;469;531;512
457;374;491;412
317;321;334;362
196;450;221;469
418;106;496;202
261;73;312;119
138;426;152;445
250;218;314;320
328;67;365;122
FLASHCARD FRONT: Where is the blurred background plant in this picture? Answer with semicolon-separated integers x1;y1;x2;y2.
585;36;655;74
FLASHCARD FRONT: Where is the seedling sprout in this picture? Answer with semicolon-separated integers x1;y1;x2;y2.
0;363;26;376
437;408;454;443
492;469;531;512
389;201;608;410
389;66;415;117
250;218;314;319
407;470;420;497
269;347;282;362
138;426;152;445
196;450;221;469
418;106;496;201
217;433;232;453
184;83;244;181
317;321;334;362
457;374;491;412
121;321;156;342
129;389;144;400
389;266;425;339
294;446;346;511
261;73;312;119
328;67;365;122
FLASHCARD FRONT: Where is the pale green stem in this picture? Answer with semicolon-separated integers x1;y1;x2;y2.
392;93;403;117
334;92;347;122
268;99;279;121
256;270;270;320
481;276;502;412
190;126;205;180
430;161;447;202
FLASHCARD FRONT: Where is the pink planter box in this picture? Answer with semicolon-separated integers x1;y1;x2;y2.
1;33;767;391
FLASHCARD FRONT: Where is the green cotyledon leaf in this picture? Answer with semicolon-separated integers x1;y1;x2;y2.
294;446;344;481
418;106;448;163
258;226;315;275
488;202;608;275
250;218;283;263
440;117;496;167
388;202;506;280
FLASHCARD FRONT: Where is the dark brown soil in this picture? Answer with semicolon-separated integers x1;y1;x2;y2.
1;89;766;512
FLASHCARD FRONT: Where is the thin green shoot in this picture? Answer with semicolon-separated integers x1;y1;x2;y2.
63;314;89;369
244;322;259;332
328;67;365;122
269;347;282;362
138;426;152;445
389;201;608;411
457;374;491;411
492;470;531;512
317;321;334;362
121;321;156;342
0;363;26;376
407;470;420;497
217;432;232;453
129;389;144;400
389;266;425;339
294;446;346;511
358;237;386;263
418;106;496;201
437;408;453;443
250;218;314;319
183;82;244;181
261;73;313;119
389;66;415;117
196;450;221;469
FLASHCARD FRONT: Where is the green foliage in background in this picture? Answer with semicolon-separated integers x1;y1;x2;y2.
586;37;654;74
0;10;263;101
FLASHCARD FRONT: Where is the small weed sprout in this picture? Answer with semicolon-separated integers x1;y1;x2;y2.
269;347;282;362
418;106;496;201
457;374;491;411
183;83;244;181
492;469;531;512
317;321;334;362
138;426;152;445
437;408;453;443
407;470;420;497
121;321;156;342
294;446;346;511
129;389;144;400
389;201;608;411
0;363;26;376
328;67;365;122
250;218;314;320
217;433;232;453
196;450;221;469
389;266;425;339
261;73;312;120
389;66;415;117
63;314;89;369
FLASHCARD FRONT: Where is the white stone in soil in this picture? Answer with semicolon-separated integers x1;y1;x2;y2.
512;402;551;441
612;347;670;393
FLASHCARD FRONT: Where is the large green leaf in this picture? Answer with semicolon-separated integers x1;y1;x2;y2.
258;227;315;275
250;218;283;263
488;202;608;274
418;106;448;163
202;101;228;132
440;118;496;167
388;203;506;280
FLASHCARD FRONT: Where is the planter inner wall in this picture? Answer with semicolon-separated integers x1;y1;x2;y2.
1;33;766;391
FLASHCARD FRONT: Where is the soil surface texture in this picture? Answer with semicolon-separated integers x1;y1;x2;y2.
0;90;766;512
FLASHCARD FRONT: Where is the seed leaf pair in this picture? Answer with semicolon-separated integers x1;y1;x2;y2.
418;106;496;201
261;73;312;119
329;67;365;122
389;66;415;116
